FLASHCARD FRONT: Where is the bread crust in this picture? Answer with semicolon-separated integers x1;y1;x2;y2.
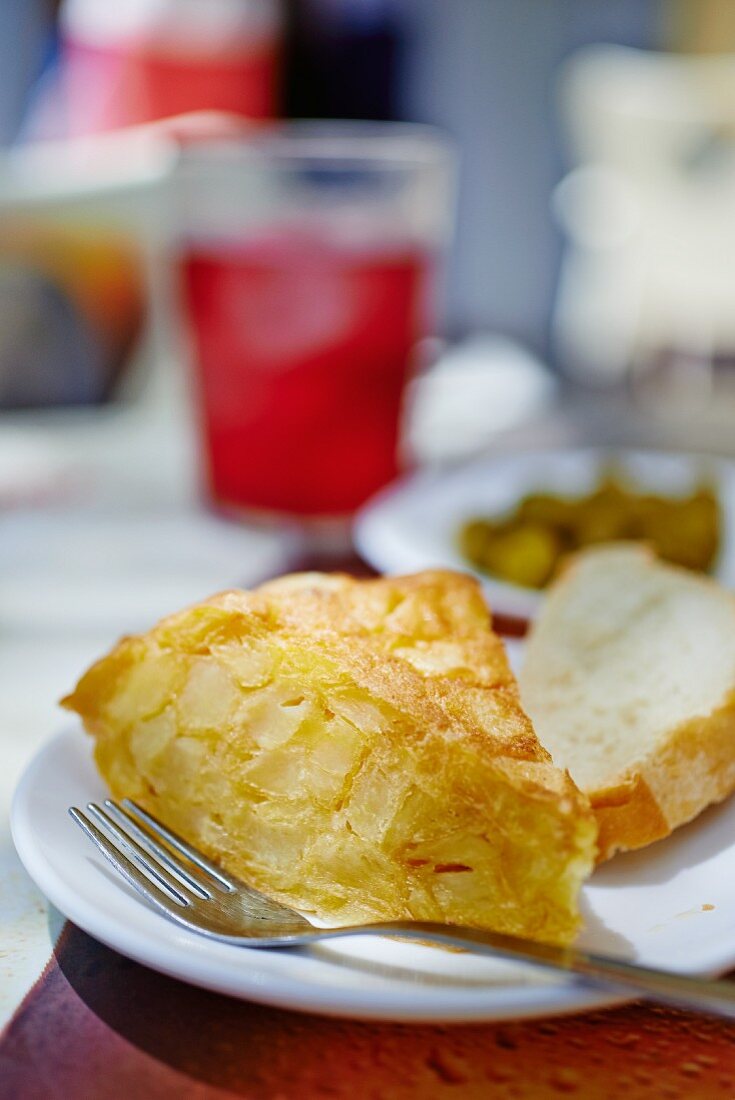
590;775;670;861
591;690;735;860
521;545;735;861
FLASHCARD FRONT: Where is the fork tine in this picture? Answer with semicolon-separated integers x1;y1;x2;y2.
69;807;190;910
104;800;215;899
120;798;235;891
86;802;209;902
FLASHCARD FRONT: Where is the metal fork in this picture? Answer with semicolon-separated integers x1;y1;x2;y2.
70;799;735;1019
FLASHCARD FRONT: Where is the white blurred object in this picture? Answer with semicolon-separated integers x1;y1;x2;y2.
61;0;281;54
0;122;178;233
0;508;298;635
0;430;72;506
553;45;735;383
407;336;556;464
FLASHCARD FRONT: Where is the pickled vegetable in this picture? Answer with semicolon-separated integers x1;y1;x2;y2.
458;475;720;589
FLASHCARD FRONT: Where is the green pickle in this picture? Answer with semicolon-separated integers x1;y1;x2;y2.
458;474;720;589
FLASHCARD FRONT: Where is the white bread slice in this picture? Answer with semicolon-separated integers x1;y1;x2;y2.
519;544;735;860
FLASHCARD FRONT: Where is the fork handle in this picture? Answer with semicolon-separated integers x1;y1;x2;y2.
330;921;735;1019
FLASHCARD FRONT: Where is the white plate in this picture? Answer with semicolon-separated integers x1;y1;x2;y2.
354;448;735;618
12;723;735;1023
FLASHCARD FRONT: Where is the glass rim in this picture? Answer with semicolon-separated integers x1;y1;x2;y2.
176;120;455;171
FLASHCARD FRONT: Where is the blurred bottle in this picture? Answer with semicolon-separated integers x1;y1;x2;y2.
285;0;402;121
60;0;283;136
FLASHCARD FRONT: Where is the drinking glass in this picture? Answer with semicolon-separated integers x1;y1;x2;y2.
177;122;455;522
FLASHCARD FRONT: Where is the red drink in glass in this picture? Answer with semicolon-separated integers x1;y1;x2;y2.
177;122;454;521
60;0;282;136
63;38;278;132
183;235;431;516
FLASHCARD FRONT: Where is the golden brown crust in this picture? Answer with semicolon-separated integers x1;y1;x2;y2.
62;569;597;944
645;691;735;824
589;691;735;861
590;776;670;861
202;571;551;764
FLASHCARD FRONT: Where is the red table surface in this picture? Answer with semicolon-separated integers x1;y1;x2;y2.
2;556;734;1097
2;921;734;1099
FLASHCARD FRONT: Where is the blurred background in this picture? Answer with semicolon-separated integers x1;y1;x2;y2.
4;2;735;421
3;2;735;435
3;0;735;758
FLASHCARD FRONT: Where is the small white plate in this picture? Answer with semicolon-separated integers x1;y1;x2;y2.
354;448;735;618
12;723;735;1023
